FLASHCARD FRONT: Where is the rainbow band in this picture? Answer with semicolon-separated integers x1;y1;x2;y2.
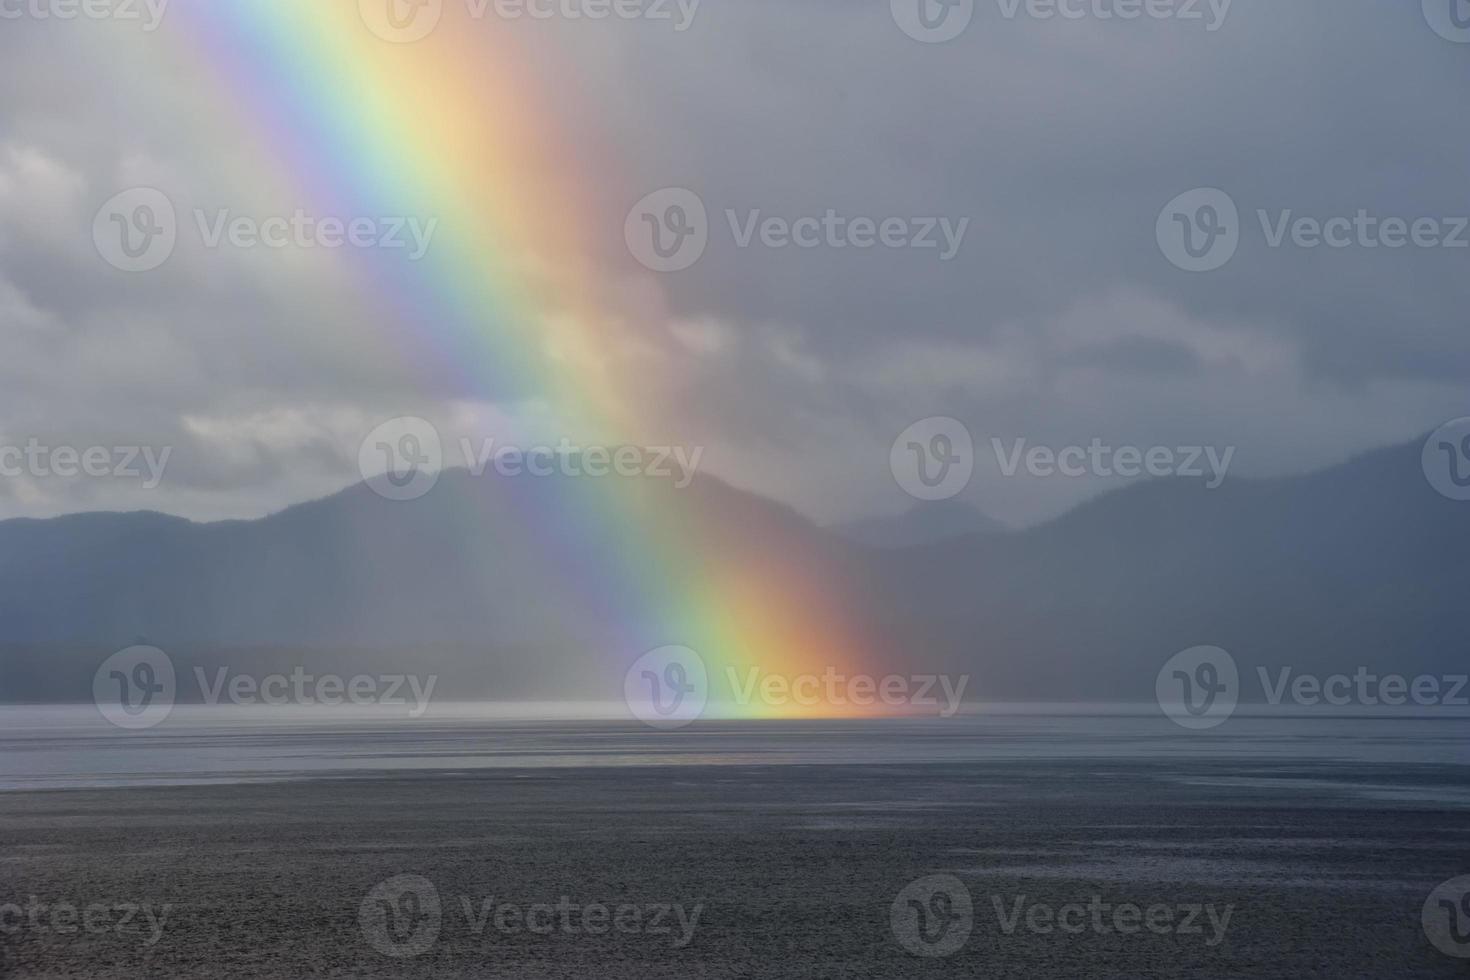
126;1;878;717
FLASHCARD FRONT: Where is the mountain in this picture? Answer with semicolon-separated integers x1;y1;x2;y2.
854;437;1470;699
2;436;1466;703
0;469;869;702
835;499;1008;548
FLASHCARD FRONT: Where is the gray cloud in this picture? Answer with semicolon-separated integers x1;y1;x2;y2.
0;1;1466;526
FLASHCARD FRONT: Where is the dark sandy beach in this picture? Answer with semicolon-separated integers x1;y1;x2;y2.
2;755;1467;978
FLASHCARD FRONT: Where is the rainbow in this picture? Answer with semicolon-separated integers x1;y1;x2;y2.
107;1;886;717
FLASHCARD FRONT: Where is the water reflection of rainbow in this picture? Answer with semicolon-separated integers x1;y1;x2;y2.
115;2;882;717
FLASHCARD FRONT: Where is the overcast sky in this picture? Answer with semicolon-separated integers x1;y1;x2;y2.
0;0;1467;527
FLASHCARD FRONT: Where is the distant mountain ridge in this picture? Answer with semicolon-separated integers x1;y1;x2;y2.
834;499;1008;549
2;436;1466;703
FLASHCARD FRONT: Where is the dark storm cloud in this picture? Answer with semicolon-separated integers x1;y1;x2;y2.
0;1;1465;524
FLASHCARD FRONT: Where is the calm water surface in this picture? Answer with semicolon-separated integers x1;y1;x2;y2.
4;703;1469;792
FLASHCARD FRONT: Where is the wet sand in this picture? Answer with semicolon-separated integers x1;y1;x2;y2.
2;758;1467;978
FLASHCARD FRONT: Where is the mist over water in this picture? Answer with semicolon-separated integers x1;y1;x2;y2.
6;705;1470;792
